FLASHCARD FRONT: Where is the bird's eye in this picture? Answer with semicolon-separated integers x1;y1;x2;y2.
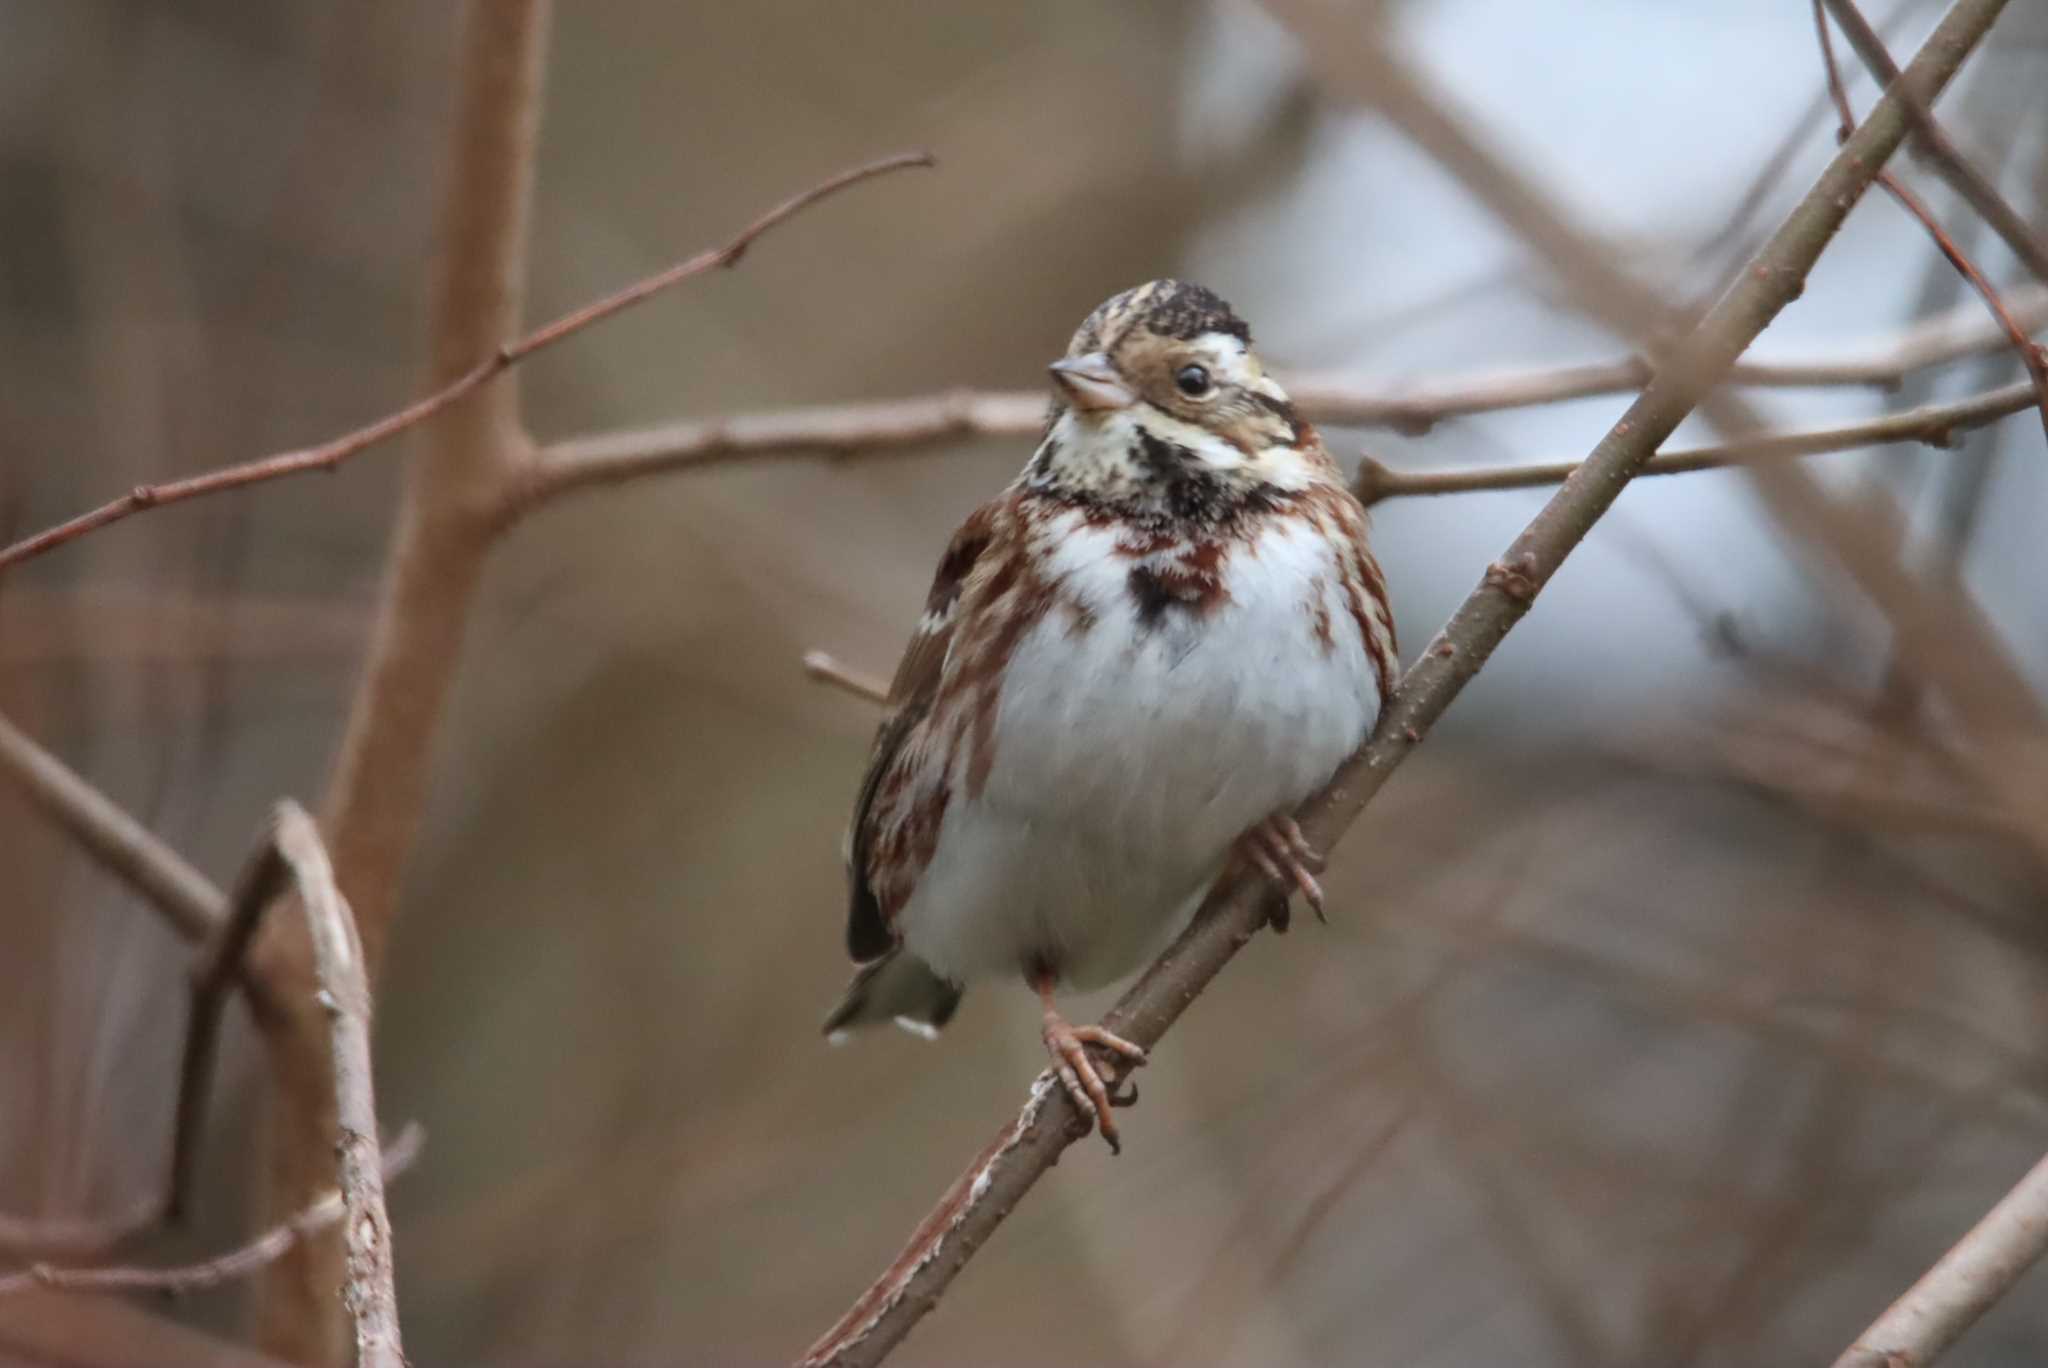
1174;364;1212;397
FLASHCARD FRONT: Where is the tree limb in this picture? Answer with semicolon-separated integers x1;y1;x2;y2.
797;3;2003;1362
1822;0;2048;285
0;1126;422;1300
270;803;405;1368
1351;377;2039;504
1833;1147;2048;1367
0;710;225;946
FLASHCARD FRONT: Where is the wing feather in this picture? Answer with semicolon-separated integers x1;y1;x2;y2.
843;501;1000;961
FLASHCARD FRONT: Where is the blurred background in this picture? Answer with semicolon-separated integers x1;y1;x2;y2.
5;0;2048;1363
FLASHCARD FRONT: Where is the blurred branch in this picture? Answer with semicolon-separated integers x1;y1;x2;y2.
1833;1147;2048;1367
0;149;936;577
796;6;1996;1363
1812;0;2048;443
1822;0;2048;283
526;284;2048;496
801;650;891;705
0;1126;422;1300
0;710;225;945
1352;378;2038;503
252;5;553;1357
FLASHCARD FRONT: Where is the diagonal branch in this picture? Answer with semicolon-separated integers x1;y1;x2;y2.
1821;0;2048;285
0;1125;423;1300
1351;378;2040;504
1832;1147;2048;1367
0;150;933;577
0;710;225;946
1812;0;2048;443
797;4;2004;1363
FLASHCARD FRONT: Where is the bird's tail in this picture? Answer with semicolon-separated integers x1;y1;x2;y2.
822;950;964;1043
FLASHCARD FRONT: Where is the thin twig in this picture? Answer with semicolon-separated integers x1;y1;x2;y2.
523;284;2048;497
0;151;935;576
0;1125;423;1300
0;710;226;946
271;803;403;1368
1812;0;2048;443
1351;378;2038;504
1821;0;2048;284
1833;1147;2048;1367
801;650;891;706
797;4;1999;1362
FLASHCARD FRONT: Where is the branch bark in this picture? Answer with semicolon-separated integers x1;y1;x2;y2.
272;805;404;1368
1833;1147;2048;1367
1822;0;2048;284
0;1127;421;1301
798;4;2005;1363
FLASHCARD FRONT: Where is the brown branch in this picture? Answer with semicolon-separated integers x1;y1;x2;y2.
1833;1147;2048;1367
1821;0;2048;285
0;148;936;576
1351;378;2039;504
0;1125;422;1301
801;650;891;706
0;710;225;945
524;285;2048;497
1812;0;2048;443
797;5;2000;1363
270;803;404;1368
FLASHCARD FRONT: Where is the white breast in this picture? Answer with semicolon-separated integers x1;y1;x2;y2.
897;508;1380;990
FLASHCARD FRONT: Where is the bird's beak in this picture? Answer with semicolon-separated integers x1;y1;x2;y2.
1048;352;1134;411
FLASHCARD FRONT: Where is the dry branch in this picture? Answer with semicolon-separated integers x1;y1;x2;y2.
801;650;891;706
526;283;2048;495
1821;0;2048;285
270;804;404;1368
1351;378;2039;504
1833;1147;2048;1367
0;1126;422;1301
1812;0;2048;442
0;146;935;576
797;4;2002;1363
0;710;224;946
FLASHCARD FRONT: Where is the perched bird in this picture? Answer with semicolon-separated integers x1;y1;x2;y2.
823;281;1397;1150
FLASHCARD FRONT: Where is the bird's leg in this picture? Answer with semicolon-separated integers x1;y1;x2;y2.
1032;968;1146;1154
1235;812;1327;923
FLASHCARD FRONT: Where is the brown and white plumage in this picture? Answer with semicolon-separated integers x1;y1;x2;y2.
825;281;1396;1148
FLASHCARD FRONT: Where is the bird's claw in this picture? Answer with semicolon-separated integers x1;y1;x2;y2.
1237;814;1328;923
1043;1015;1147;1154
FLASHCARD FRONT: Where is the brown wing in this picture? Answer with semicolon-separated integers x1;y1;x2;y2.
842;501;999;961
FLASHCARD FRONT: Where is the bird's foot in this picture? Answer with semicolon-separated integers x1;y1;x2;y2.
1236;813;1327;925
1040;1007;1147;1155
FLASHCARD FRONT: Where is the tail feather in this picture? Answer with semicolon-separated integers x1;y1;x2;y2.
823;950;963;1042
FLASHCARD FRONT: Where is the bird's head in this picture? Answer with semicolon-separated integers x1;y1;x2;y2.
1029;280;1328;520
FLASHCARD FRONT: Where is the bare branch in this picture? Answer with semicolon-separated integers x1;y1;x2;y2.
1833;1148;2048;1367
0;1126;422;1301
525;284;2048;498
0;148;936;577
270;804;403;1368
0;710;225;945
1352;378;2039;504
1822;0;2048;284
797;5;2002;1362
1812;0;2048;442
802;650;891;706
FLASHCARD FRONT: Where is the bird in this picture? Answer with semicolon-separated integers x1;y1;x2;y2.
822;280;1397;1151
